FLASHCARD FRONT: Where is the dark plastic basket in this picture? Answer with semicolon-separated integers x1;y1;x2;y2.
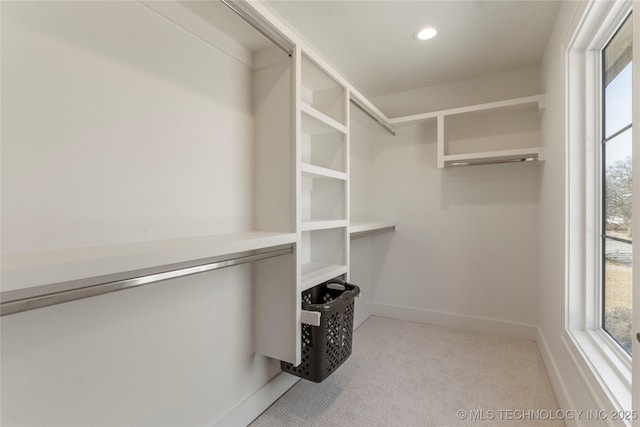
281;279;360;383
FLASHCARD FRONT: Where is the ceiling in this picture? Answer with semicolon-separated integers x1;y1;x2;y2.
264;0;561;98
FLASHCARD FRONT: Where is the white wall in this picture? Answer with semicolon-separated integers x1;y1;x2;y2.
1;1;253;253
349;69;543;338
1;2;280;425
350;107;392;328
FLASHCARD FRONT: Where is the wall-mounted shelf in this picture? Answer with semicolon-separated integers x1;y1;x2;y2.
350;221;396;236
388;95;546;168
1;231;297;295
301;220;348;231
388;94;545;125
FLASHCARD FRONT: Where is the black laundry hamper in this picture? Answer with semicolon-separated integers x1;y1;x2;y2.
281;279;360;383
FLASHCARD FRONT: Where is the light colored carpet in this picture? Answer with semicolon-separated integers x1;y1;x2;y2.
250;316;563;427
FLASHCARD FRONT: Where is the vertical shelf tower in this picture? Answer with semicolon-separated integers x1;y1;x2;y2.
297;51;350;303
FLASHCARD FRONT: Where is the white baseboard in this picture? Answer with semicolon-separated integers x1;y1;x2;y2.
354;299;374;330
212;372;300;427
371;302;538;340
535;327;578;426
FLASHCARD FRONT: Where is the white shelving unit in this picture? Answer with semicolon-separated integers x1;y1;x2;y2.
389;95;546;168
298;52;349;295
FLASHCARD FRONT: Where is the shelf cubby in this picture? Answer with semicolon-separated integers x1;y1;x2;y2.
300;227;347;291
301;111;347;173
443;104;542;156
301;54;347;126
301;172;346;223
438;95;545;168
388;94;545;168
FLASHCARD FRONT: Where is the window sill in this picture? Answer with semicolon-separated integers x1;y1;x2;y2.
564;328;631;418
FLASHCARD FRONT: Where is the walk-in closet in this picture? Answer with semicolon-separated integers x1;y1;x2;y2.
1;1;638;426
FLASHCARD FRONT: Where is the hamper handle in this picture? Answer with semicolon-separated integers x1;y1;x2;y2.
326;279;360;297
302;280;360;313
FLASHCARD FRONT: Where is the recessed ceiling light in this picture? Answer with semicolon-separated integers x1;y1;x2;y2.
415;27;437;40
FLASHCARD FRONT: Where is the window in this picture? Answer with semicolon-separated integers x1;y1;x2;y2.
565;0;633;413
601;13;633;354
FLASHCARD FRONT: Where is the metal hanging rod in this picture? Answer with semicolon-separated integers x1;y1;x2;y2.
350;99;396;136
1;246;293;316
445;156;540;168
220;0;294;57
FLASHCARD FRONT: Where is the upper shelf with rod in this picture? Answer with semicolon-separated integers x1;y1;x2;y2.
1;232;297;296
388;94;546;168
1;236;296;317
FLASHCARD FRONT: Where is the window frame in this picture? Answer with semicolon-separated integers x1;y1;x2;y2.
564;0;632;414
600;16;633;353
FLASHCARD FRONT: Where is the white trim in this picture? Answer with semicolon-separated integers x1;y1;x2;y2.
212;372;300;427
633;3;640;419
566;330;632;412
371;302;537;340
536;328;579;427
564;0;633;417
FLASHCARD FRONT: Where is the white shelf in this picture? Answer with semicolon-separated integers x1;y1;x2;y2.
301;262;348;291
350;221;397;234
442;147;545;167
301;163;347;180
388;94;545;125
301;103;347;135
301;220;348;231
1;231;297;293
